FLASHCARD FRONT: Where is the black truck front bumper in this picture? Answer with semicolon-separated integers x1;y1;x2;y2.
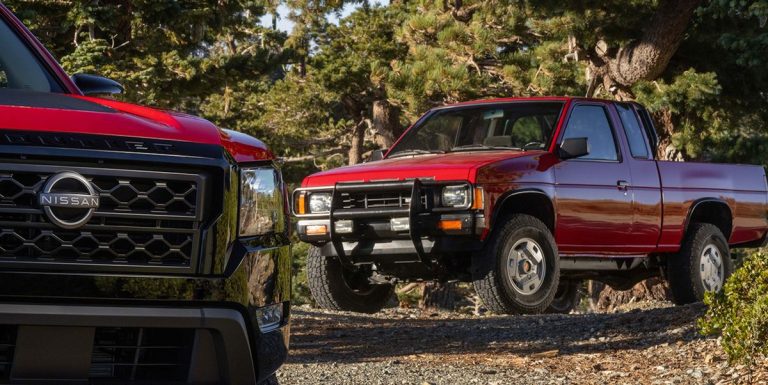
0;243;291;385
294;180;486;267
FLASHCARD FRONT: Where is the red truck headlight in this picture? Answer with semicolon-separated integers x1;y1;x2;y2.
442;185;470;207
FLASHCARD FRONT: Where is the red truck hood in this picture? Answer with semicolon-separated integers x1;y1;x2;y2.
303;151;538;186
0;90;272;162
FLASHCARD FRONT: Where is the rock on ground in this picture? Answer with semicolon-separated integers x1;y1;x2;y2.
277;302;767;385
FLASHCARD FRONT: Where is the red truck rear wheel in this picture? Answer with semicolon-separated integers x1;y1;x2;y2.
472;214;560;314
667;223;733;305
306;246;394;313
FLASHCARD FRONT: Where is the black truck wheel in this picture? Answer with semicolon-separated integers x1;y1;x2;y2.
667;223;733;305
546;280;582;314
307;246;393;313
472;214;560;314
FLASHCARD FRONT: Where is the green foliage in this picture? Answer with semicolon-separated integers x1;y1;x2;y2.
5;0;287;111
700;251;768;364
634;70;725;159
290;241;313;305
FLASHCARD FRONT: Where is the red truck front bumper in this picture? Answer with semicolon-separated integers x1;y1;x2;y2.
294;180;486;267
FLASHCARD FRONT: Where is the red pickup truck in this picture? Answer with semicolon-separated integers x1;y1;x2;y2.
294;97;768;314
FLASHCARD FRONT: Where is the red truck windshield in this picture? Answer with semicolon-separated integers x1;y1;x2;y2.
0;17;63;93
389;102;564;158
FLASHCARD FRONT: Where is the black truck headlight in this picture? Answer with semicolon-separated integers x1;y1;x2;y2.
239;167;284;237
308;193;332;213
442;185;469;207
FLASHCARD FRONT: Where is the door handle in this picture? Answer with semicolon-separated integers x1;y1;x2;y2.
617;180;630;190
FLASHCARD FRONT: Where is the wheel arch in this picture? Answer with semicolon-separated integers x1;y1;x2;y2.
684;198;733;241
490;189;555;234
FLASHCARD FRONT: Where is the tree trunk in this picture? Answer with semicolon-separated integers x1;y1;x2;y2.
588;278;671;313
419;282;457;310
348;120;367;165
371;100;402;149
587;0;703;99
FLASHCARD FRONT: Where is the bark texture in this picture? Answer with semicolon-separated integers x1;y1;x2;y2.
348;119;367;165
587;0;703;99
420;282;457;310
589;278;671;313
371;100;402;149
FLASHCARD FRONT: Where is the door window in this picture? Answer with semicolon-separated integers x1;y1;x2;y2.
616;103;649;158
562;105;618;161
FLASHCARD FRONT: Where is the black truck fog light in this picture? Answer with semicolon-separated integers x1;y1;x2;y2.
390;217;410;232
256;303;284;333
335;220;354;234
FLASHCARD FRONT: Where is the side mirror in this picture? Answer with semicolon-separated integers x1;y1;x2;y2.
71;73;124;97
559;137;589;160
367;149;387;162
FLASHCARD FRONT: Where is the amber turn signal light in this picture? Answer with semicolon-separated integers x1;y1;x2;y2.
306;224;327;236
472;187;485;210
437;220;463;231
296;192;307;215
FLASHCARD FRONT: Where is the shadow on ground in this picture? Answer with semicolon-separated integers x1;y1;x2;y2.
287;303;707;365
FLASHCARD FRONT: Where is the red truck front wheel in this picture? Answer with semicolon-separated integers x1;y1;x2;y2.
472;214;560;314
306;246;394;313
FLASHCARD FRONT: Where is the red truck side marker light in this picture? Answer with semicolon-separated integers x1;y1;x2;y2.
296;192;307;215
472;187;485;210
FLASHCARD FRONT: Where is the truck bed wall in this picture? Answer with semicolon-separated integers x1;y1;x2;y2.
656;161;768;250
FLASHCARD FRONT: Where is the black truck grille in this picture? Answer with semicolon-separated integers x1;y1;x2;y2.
90;327;194;382
0;163;205;274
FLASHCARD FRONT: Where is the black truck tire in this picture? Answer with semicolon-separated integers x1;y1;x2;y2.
307;246;393;313
546;280;582;314
667;223;733;305
472;214;560;314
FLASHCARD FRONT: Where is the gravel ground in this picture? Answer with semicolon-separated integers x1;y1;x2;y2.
277;301;767;385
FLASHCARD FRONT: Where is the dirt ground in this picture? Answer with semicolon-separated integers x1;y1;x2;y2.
277;302;767;385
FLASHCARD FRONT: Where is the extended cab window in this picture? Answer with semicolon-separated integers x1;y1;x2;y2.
389;102;564;156
616;103;649;158
562;105;618;161
0;18;63;93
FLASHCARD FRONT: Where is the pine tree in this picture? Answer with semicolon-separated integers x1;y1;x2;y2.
5;0;286;112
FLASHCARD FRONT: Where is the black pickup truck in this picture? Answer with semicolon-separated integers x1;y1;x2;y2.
0;4;290;384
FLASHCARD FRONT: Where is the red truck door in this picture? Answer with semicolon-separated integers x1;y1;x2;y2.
614;103;663;253
553;102;636;254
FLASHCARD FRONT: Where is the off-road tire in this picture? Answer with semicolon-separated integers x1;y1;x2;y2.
667;223;733;305
307;246;393;313
472;214;560;314
546;280;582;314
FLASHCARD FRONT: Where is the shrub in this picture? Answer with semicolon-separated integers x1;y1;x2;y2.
699;250;768;364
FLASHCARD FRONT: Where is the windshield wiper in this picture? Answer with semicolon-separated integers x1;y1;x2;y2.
387;149;445;158
450;144;520;152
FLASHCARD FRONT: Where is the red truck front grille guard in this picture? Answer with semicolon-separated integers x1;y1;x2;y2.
315;180;474;268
